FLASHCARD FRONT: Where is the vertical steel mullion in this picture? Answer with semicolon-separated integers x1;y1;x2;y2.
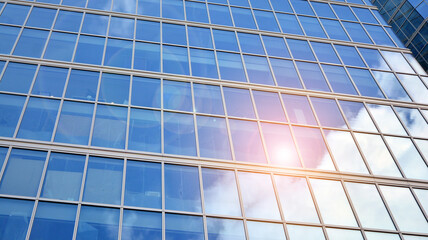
233;170;249;240
198;165;209;240
100;14;112;67
409;186;428;222
86;69;102;146
160;78;165;154
248;88;270;164
191;82;201;158
340;179;367;240
220;85;237;162
307;41;335;93
161;161;166;240
282;38;307;89
270;173;291;240
8;3;33;55
0;146;12;184
305;177;329;240
118;157;127;240
50;68;72;143
72;154;90;240
125;74;132;150
374;183;403;237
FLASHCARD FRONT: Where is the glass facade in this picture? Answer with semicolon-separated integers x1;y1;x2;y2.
0;0;427;239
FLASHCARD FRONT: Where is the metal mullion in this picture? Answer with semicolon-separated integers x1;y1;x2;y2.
307;42;335;93
409;186;428;222
191;82;201;158
100;14;112;67
305;176;329;240
270;173;292;240
118;157;127;240
198;165;209;240
373;182;403;237
86;71;102;146
125;75;132;150
160;78;165;154
220;85;237;161
161;161;166;240
258;35;279;87
282;39;307;89
233;31;251;84
245;0;261;31
8;4;33;56
72;154;90;240
233;170;250;239
0;146;12;183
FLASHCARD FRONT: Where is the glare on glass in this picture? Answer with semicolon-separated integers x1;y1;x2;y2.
394;107;428;138
122;210;162;240
207;218;245;240
397;74;428;104
253;91;286;122
229;119;266;163
247;221;286;240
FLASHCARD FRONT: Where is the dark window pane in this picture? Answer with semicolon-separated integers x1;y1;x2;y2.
253;91;286;122
81;13;109;36
165;214;204;239
164;112;197;156
193;84;224;115
136;20;160;42
262;36;290;58
91;105;127;149
98;73;130;104
186;1;209;23
128;108;161;153
14;29;49;58
223;87;255;118
134;42;161;72
163;45;189;75
197;116;232;160
54;10;83;32
190;49;218;78
74;35;105;65
0;94;26;137
311;97;347;128
44;32;77;62
0;4;30;25
163;23;187;45
163;80;192;112
131;77;161;108
0;198;33;240
229;119;266;163
282;94;317;125
296;62;330;92
122;210;162;240
321;65;357;95
32;66;68;97
217;52;247;82
287;39;316;61
104;39;132;69
65;70;99;101
109;17;134;39
0;25;20;54
347;68;384;98
76;206;119;240
270;58;302;88
26;7;56;29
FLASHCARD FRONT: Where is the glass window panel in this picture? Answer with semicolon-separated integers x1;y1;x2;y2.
128;108;161;153
275;175;319;223
29;202;76;240
164;112;197;156
403;236;428;240
163;80;192;112
358;47;390;71
0;147;7;168
87;0;112;10
202;168;241;216
326;228;363;240
381;186;428;233
76;206;119;240
44;32;77;62
253;91;286;122
244;55;275;85
163;45;189;75
207;218;245;239
238;172;281;220
137;0;160;17
310;179;358;227
112;0;136;13
229;0;250;7
395;107;428;138
311;98;346;128
415;139;428;161
162;0;184;20
414;189;428;214
238;33;264;55
14;28;49;58
398;74;428;103
190;49;218;78
65;70;99;101
372;71;411;101
249;0;270;9
74;35;105;65
332;4;357;21
193;84;224;115
367;104;407;135
165;214;204;240
134;42;161;72
208;4;233;26
104;39;133;69
32;66;68;97
311;2;336;18
231;7;256;29
291;0;314;15
188;26;212;49
321;65;357;95
270;58;302;88
277;13;304;35
0;198;34;240
0;94;26;137
136;20;160;42
54;10;83;32
122;210;161;240
287;39;316;61
339;101;377;132
287;225;326;240
262;36;290;58
54;101;93;145
282;94;317;125
293;126;335;170
163;23;186;45
186;1;209;23
299;16;327;38
131;77;161;108
365;232;401;240
229;119;266;163
382;51;415;74
165;164;202;212
26;7;56;29
212;29;239;52
91;105;127;149
125;161;161;208
270;0;293;12
197;116;232;160
0;25;20;54
404;53;426;75
347;68;384;98
83;156;123;205
364;25;395;46
0;4;30;25
217;52;247;82
311;42;341;64
334;45;365;67
296;62;330;92
0;149;46;196
62;0;87;8
254;10;279;32
352;7;378;24
109;17;134;39
223;87;255;118
320;19;350;41
98;73;130;104
82;13;109;36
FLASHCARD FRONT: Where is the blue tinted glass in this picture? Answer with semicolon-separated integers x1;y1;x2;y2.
164;112;197;156
0;25;20;54
87;0;112;10
193;84;224;115
299;16;327;38
0;94;26;137
26;7;56;28
244;55;275;85
186;1;209;23
54;11;83;32
207;218;245;239
296;62;331;92
55;101;93;145
250;0;271;9
347;68;385;98
342;22;372;44
364;25;395;46
287;39;316;61
231;7;256;29
190;49;218;78
0;149;46;196
217;52;247;82
322;65;357;95
358;48;390;70
334;45;366;67
188;26;212;48
282;94;317;125
14;29;49;58
76;206;119;240
213;29;239;51
65;70;99;101
332;4;357;21
162;0;184;20
137;0;160;17
165;164;202;212
30;202;76;240
291;0;314;14
352;7;378;24
83;157;123;205
385;27;404;47
163;80;192;111
104;39;133;68
38;0;61;4
131;77;161;108
229;119;266;163
74;35;105;65
91;105;127;149
339;101;377;132
311;42;341;64
270;0;293;12
163;23;187;45
81;13;109;36
254;10;280;32
98;73;130;104
208;4;233;26
262;36;290;58
229;0;250;7
128;108;161;153
123;210;162;240
163;45;189;75
125;161;161;208
238;33;264;54
320;19;350;41
62;0;87;7
223;87;255;118
166;214;204;239
253;91;286;122
134;42;161;72
270;58;303;88
0;198;33;240
0;4;30;25
32;66;68;97
277;13;304;35
112;0;136;13
109;17;134;39
311;2;336;18
41;153;85;201
44;32;77;61
18;98;60;141
197;116;232;159
0;62;37;94
0;147;6;168
136;20;160;42
372;71;411;101
311;97;347;128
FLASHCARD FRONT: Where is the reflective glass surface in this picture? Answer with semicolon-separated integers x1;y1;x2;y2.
0;198;33;240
